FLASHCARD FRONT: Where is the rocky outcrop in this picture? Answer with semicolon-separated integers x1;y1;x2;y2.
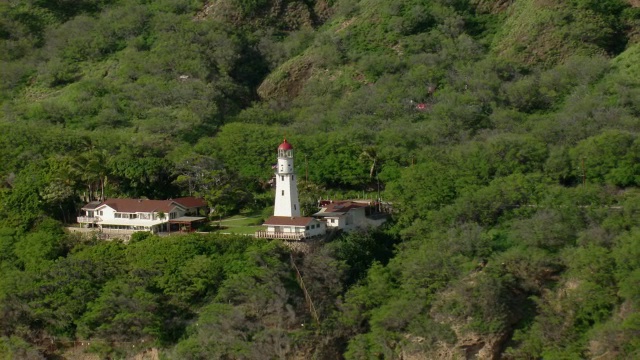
471;0;515;14
401;326;508;360
257;55;315;100
195;0;333;30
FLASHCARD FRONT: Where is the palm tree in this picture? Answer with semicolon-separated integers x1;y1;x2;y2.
73;149;109;202
156;211;167;232
360;146;378;180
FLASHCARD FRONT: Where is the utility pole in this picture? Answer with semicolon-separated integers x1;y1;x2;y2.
305;154;308;182
377;171;381;213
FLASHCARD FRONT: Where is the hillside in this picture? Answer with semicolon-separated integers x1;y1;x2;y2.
1;0;640;358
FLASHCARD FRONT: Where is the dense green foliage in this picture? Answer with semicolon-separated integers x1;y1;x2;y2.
1;0;640;358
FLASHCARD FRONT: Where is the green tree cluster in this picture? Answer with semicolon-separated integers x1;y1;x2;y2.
1;0;640;358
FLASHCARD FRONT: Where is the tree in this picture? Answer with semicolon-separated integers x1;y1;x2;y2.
196;168;253;217
172;155;221;196
359;146;379;180
73;149;109;202
570;130;637;186
156;211;166;232
77;279;162;342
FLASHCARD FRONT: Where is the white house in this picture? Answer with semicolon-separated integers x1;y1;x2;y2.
77;198;207;234
256;216;326;240
256;138;327;241
313;200;387;232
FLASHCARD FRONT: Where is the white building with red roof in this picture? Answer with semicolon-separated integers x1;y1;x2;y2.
257;215;325;241
78;198;207;234
313;200;385;231
256;139;326;241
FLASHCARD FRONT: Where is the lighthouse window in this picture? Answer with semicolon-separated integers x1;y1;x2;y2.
292;175;294;180
281;190;284;196
281;176;284;181
294;204;297;210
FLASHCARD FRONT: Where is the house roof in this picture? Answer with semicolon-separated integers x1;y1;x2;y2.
263;216;315;227
81;201;102;210
95;199;184;213
173;197;207;208
318;201;369;214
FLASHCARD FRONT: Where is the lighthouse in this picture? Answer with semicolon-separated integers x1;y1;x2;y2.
273;138;301;217
255;138;326;241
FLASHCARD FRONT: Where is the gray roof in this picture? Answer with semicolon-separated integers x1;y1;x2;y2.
81;201;102;210
170;216;207;223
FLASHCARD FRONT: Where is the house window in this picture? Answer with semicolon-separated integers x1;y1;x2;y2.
170;212;177;219
306;226;309;230
331;219;336;223
115;213;122;218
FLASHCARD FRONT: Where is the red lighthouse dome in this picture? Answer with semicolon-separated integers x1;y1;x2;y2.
278;138;293;150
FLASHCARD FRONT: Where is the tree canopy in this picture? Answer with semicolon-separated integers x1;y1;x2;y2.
1;0;640;358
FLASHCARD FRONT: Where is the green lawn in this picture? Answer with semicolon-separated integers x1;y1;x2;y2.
209;213;264;235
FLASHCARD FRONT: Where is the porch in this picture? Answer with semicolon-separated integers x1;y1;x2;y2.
168;216;207;232
77;216;100;225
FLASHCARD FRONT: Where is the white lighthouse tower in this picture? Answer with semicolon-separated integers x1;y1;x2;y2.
256;138;326;241
274;138;301;217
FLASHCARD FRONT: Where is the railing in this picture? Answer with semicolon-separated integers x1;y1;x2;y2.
100;228;138;235
68;227;139;235
254;231;308;240
77;216;100;223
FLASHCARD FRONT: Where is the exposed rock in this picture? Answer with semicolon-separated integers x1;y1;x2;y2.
471;0;515;14
194;0;332;30
257;55;315;100
401;325;507;360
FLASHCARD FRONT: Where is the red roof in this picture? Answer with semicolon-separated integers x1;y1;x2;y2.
321;201;369;214
96;199;184;213
263;216;315;227
173;197;207;208
278;139;293;150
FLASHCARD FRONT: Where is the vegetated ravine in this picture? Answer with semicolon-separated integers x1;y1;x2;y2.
0;0;639;358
